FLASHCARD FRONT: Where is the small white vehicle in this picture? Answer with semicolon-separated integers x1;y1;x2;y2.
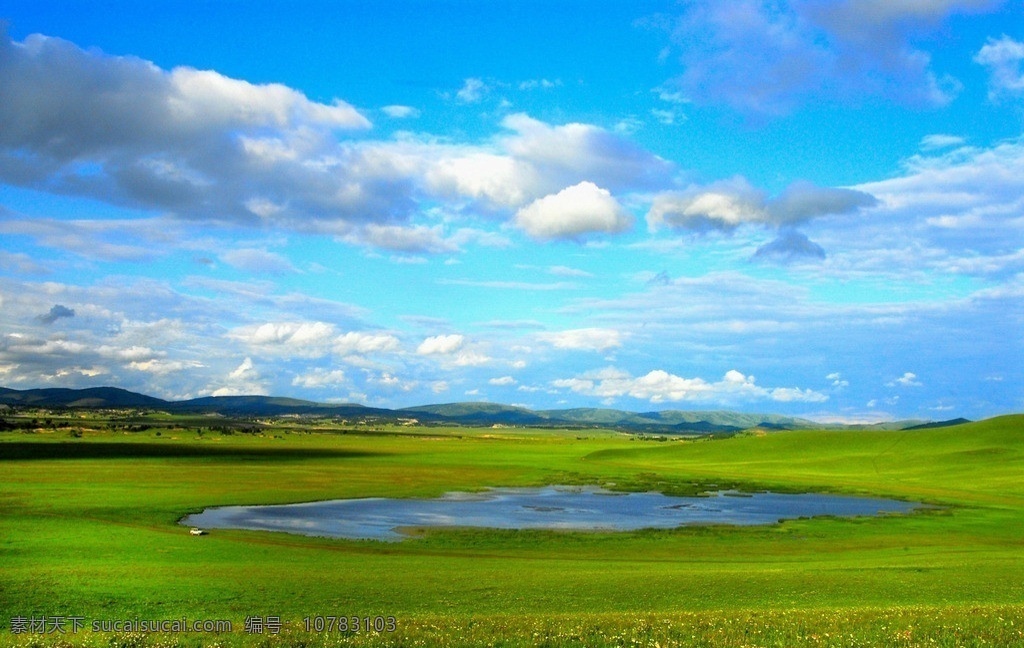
189;527;205;536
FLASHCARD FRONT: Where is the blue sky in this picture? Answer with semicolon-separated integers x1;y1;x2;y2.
1;1;1022;421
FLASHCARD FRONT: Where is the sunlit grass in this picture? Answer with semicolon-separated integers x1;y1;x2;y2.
1;414;1022;646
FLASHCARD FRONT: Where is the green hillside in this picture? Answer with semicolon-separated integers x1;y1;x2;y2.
1;413;1022;647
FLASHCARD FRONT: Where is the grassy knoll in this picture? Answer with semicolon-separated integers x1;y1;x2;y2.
1;415;1022;646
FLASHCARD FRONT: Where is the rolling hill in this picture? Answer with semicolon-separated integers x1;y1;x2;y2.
0;386;952;433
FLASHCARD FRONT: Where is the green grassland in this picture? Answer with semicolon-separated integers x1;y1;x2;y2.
1;413;1022;646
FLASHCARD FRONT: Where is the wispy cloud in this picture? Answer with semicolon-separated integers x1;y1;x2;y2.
656;0;999;116
537;328;624;352
438;279;580;291
975;35;1024;100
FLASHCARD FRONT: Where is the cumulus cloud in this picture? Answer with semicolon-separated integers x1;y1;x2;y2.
537;327;624;352
422;114;674;217
0;31;369;165
648;178;875;231
415;334;491;366
211;357;267;396
0;333;97;385
333;331;402;355
499;113;675;195
974;35;1024;100
416;334;465;355
231;321;336;357
370;371;417;392
515;182;632;240
0;29;445;233
231;324;406;361
552;367;827;404
0;29;678;253
888;371;923;387
36;304;76;325
291;368;347;389
647;177;764;231
827;372;850;388
488;376;517;386
424;151;535;210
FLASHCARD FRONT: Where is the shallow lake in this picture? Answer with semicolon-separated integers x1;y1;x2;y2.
181;486;923;541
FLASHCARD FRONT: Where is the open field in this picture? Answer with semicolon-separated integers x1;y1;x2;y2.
1;413;1023;646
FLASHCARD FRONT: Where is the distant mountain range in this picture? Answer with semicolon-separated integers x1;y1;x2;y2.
0;386;950;434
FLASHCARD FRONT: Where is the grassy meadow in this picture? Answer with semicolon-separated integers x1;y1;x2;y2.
1;413;1023;646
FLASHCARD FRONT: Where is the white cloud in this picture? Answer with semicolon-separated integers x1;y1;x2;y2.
220;248;297;275
230;321;336;358
229;357;255;379
345;224;459;254
291;368;347;389
659;0;996;116
974;35;1024;100
371;372;416;391
651;108;682;125
499;113;674;195
537;328;624;352
333;331;402;355
211;357;267;396
827;372;850;388
889;372;923;387
648;178;875;232
0;30;447;237
426;152;535;209
417;334;465;355
431;380;450;393
515;182;632;240
769;386;829;402
648;178;764;231
0;29;676;254
547;265;594;278
382;104;421;118
168;67;369;129
128;359;200;375
413;334;491;367
0;217;168;262
456;77;489;103
422;114;674;218
553;367;827;404
920;134;967;151
488;376;517;386
452;350;492;367
851;137;1024;276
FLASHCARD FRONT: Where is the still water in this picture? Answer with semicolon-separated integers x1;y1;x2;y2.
182;486;922;541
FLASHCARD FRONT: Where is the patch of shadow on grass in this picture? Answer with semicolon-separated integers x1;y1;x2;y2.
0;441;387;461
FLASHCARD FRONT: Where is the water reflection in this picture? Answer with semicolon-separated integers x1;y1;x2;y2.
182;485;922;541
